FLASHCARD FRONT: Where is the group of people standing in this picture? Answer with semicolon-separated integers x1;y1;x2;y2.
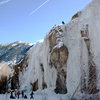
10;90;34;99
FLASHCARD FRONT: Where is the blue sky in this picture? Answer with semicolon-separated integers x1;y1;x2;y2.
0;0;92;44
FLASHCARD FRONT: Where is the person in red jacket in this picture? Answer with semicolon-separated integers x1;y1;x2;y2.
17;90;20;99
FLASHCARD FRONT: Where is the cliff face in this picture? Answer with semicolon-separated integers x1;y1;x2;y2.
15;0;100;97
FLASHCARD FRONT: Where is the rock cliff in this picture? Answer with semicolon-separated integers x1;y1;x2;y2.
12;0;100;98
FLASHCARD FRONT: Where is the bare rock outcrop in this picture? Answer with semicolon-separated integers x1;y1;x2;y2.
48;26;69;94
11;55;29;90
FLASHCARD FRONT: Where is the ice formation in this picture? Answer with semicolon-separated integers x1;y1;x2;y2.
12;0;100;98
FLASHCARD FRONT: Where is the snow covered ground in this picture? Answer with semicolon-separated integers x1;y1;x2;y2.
0;93;69;100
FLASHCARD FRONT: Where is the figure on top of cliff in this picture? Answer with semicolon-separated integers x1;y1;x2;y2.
62;21;65;24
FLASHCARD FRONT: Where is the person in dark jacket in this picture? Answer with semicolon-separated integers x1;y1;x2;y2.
22;90;24;98
10;91;15;99
30;91;34;99
24;95;27;99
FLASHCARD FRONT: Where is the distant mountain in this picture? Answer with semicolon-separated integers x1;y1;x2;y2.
0;41;32;67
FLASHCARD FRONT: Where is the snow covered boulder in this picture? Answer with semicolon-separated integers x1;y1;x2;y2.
0;61;11;93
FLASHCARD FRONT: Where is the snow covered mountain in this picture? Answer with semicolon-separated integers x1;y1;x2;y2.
0;41;32;67
6;0;100;99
